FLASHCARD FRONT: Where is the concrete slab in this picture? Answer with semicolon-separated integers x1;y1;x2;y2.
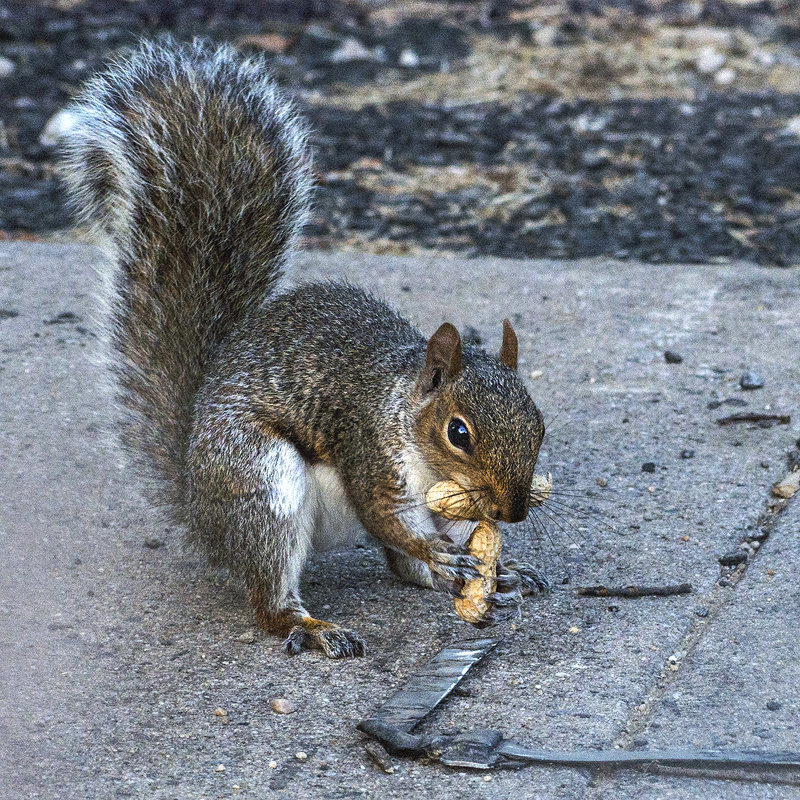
598;495;800;800
0;243;798;798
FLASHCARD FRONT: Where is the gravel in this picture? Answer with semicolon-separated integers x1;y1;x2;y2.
740;371;765;390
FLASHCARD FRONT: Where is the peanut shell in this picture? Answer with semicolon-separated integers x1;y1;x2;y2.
453;520;502;624
425;480;476;520
529;472;553;505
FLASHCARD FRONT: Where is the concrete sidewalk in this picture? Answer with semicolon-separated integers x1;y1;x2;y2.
1;243;798;799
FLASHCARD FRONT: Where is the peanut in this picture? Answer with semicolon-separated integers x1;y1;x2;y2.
425;475;551;624
529;472;553;505
453;520;502;624
425;480;477;520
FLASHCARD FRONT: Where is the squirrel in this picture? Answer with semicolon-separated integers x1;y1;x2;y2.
62;39;549;658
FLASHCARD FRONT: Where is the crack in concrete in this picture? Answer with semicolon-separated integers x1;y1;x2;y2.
601;450;798;773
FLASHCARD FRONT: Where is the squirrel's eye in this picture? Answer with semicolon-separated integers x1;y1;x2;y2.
447;418;471;451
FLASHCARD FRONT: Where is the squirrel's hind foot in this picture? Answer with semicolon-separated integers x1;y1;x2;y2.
284;618;366;659
253;603;366;658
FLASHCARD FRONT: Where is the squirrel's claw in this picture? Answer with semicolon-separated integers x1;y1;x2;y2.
479;560;548;626
482;604;523;626
502;559;551;595
494;564;522;592
486;589;523;608
430;573;463;597
429;553;482;583
284;621;366;658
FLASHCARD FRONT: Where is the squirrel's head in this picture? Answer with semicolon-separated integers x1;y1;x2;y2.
412;320;545;524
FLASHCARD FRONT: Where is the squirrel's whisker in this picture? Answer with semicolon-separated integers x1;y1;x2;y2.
392;488;481;517
529;503;590;554
539;497;617;534
525;509;579;583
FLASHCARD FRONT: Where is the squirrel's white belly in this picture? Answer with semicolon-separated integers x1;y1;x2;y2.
308;463;366;552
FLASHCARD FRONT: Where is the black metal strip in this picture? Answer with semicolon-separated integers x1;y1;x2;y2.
358;637;497;733
497;741;800;771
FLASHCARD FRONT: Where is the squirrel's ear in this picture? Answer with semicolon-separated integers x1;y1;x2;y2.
422;322;462;392
499;318;518;371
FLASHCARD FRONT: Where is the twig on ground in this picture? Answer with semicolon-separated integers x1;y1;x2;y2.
577;583;692;598
716;413;790;426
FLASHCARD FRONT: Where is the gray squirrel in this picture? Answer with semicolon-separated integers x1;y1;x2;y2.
62;39;548;658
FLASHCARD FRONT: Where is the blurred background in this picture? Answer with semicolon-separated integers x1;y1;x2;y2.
1;0;799;266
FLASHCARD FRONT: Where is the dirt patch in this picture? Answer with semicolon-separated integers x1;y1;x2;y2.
1;0;799;265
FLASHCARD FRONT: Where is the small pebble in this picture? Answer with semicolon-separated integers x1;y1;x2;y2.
39;108;79;146
213;707;228;717
596;477;608;487
236;630;256;644
740;371;764;390
718;551;747;567
216;764;226;772
268;760;278;769
766;700;782;711
398;48;420;68
295;751;308;761
144;537;164;549
642;462;656;473
696;47;726;74
45;311;82;325
664;350;683;364
680;449;695;459
330;37;374;63
784;115;800;137
270;698;298;714
0;56;15;78
714;67;736;86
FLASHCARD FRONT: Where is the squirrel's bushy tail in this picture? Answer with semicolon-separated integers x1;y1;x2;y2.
62;39;313;516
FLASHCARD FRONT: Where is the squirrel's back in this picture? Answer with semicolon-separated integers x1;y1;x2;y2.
62;39;313;516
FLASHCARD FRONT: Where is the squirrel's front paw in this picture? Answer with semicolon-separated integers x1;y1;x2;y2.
426;539;482;583
478;561;550;626
501;559;551;596
477;561;522;625
284;617;366;658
